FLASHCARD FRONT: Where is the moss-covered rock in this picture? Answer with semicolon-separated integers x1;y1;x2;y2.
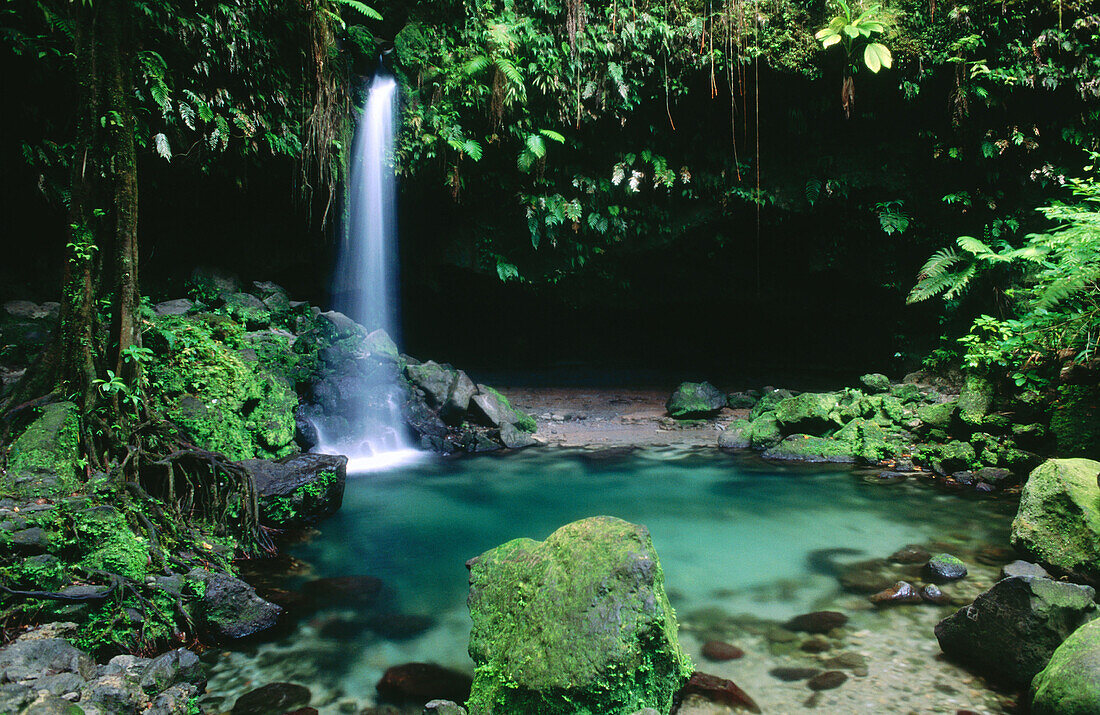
465;516;693;714
1012;458;1100;583
762;435;856;463
860;373;891;393
666;382;726;419
717;419;752;450
1050;384;1100;460
1030;618;1100;715
916;440;977;474
917;400;957;431
471;385;537;433
958;372;994;425
774;393;838;435
748;414;783;450
239;453;348;528
4;402;81;499
146;316;298;460
750;389;792;420
74;506;149;581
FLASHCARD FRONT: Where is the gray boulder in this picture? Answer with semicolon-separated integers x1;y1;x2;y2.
190;569;282;641
666;382;726;419
238;453;347;528
0;639;94;681
153;299;194;316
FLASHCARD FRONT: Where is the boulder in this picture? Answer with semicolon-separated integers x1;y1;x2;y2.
376;663;472;707
717;420;751;450
1011;458;1100;583
748;415;783;450
319;310;360;338
4;402;80;500
441;371;477;426
958;372;994;425
934;576;1098;686
232;682;311;715
762;435;855;463
190;569;283;641
500;423;537;450
1049;383;1100;460
1002;560;1051;580
1030;618;1100;715
774;393;838;434
916;400;957;431
407;361;455;407
139;649;205;694
465;516;692;714
859;373;890;393
153;299;194;316
666;382;726;419
238;453;347;528
364;329;400;362
469;385;536;433
0;638;94;681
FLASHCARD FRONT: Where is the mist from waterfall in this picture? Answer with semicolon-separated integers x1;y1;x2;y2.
317;71;421;473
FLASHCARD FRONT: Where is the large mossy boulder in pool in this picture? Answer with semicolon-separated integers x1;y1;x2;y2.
238;453;347;528
1011;458;1100;583
762;435;855;463
774;392;838;434
465;516;693;714
934;576;1098;687
1030;618;1100;714
3;401;80;499
666;382;725;419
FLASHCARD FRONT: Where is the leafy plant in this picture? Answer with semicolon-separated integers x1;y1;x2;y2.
815;1;894;116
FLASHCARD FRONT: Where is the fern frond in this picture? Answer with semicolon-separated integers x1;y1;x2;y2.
908;268;960;303
462;55;491;76
916;247;960;280
526;134;546;159
333;0;382;20
957;235;996;258
942;263;978;300
493;57;524;88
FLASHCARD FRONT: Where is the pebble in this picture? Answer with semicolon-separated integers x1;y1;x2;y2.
785;611;848;634
701;640;744;661
769;667;821;682
800;636;832;653
870;581;923;605
925;553;968;582
807;670;848;691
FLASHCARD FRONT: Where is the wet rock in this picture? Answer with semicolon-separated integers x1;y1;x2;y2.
424;700;467;715
465;517;691;713
239;453;347;528
154;298;194;316
678;672;761;714
1011;458;1100;583
889;545;931;564
149;683;200;715
807;670;848;691
785;611;848;634
768;667;821;682
727;392;757;409
763;435;856;463
870;581;923;605
975;467;1014;486
191;569;283;641
920;584;950;605
800;636;832;653
0;638;94;681
232;682;312;714
871;471;909;484
824;652;867;671
1001;560;1051;580
666;382;726;419
139;649;204;693
925;554;968;582
1030;618;1100;714
440;371;477;426
838;559;894;593
319;310;359;338
934;576;1098;686
717;420;752;450
700;640;744;661
376;663;472;706
407;361;457;407
500;422;537;450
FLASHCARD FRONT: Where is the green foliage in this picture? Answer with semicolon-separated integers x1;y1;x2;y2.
815;1;894;73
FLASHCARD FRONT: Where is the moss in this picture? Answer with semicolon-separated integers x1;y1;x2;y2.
5;402;81;499
774;392;839;433
146;316;298;460
1030;618;1100;714
73;506;149;581
1050;384;1100;460
1011;458;1100;583
260;470;338;526
763;434;856;463
917;400;957;430
480;385;537;433
749;414;783;450
958;372;994;425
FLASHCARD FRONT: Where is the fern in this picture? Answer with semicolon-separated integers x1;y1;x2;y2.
153;133;172;161
332;0;382;21
916;247;960;280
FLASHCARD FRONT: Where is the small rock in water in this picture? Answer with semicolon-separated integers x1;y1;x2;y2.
824;652;867;671
920;584;950;605
800;636;832;653
806;670;848;691
872;471;909;484
974;545;1015;566
870;581;923;605
838;559;894;593
925;553;968;582
889;545;931;564
232;683;311;715
785;611;848;634
1001;560;1050;580
376;663;472;706
769;667;821;682
701;640;744;661
424;700;467;715
678;672;761;714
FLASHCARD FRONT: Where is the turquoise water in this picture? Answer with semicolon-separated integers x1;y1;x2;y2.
206;446;1016;712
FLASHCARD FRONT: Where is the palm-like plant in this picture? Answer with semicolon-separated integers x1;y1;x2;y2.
816;1;894;117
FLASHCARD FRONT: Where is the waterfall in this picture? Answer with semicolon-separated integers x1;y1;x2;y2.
316;71;421;473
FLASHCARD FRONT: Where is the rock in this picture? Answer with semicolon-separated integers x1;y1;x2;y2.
424;700;467;715
232;682;312;714
934;576;1098;686
748;415;783;450
500;422;536;450
1030;618;1100;715
717;420;752;450
190;267;241;299
823;652;867;670
376;663;472;706
859;374;890;393
807;671;848;691
364;329;400;362
149;683;200;715
727;392;757;409
294;407;320;451
238;453;347;528
958;372;994;425
920;584;949;605
1050;383;1100;460
763;435;855;463
700;641;744;661
191;570;283;641
224;292;269;319
774;393;839;434
916;400;957;431
678;672;760;713
925;553;968;582
666;382;726;419
407;361;455;407
0;639;94;681
800;636;832;653
838;559;894;594
975;466;1014;485
319;310;360;338
919;440;977;475
889;545;931;564
441;371;477;426
139;649;204;693
769;667;821;681
1001;560;1051;580
470;385;536;433
1011;458;1100;583
785;611;848;634
4;402;80;500
465;516;692;714
153;299;194;316
870;581;923;605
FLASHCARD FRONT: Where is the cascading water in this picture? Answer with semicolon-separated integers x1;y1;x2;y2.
314;71;421;473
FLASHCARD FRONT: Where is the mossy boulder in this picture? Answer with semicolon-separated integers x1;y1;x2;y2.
916;440;977;474
465;516;693;714
1030;618;1100;715
4;402;80;499
748;414;783;450
239;453;348;528
774;393;838;435
471;385;537;433
762;435;855;463
934;576;1098;687
666;382;726;419
1011;458;1100;583
859;373;890;393
917;400;957;431
717;419;752;450
958;372;994;425
750;389;792;420
1050;384;1100;460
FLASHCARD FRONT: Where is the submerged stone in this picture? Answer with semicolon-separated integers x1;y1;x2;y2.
678;672;760;713
376;663;472;707
232;682;311;715
700;641;744;661
784;611;848;634
1011;458;1100;583
666;382;726;419
1030;618;1100;715
806;670;848;691
465;516;692;714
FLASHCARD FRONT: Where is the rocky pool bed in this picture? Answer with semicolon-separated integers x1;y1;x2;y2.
200;446;1034;714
